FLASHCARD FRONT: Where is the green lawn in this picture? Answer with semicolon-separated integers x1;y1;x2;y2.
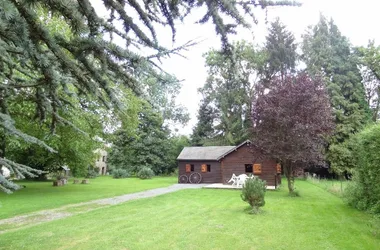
1;180;379;250
0;176;176;219
306;177;348;197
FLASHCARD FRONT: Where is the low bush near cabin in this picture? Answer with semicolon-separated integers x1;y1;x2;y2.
137;167;155;179
112;169;130;179
241;177;266;214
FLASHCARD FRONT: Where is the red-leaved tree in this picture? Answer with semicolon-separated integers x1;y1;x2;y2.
251;74;334;194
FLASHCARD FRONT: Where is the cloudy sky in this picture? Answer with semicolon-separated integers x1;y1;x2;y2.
153;0;380;135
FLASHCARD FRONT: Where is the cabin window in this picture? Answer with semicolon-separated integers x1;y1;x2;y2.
185;164;191;173
186;164;194;172
201;164;206;172
276;164;281;174
201;164;211;172
245;164;253;173
253;163;262;174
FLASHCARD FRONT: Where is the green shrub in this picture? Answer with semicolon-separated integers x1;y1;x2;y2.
86;168;99;179
343;124;380;214
137;167;155;179
241;177;266;214
112;169;130;179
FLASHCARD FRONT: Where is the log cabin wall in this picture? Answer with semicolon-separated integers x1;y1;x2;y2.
178;160;222;183
221;145;278;186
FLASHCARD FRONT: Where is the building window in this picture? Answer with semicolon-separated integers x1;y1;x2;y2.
245;164;253;173
186;164;195;173
276;164;281;174
201;164;206;172
102;156;106;162
201;164;212;173
253;163;262;174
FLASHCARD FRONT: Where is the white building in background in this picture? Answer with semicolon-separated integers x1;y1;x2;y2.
94;149;108;175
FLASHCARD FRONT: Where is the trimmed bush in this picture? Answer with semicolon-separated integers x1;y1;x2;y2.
137;167;155;179
343;124;380;214
241;177;266;214
86;168;99;179
112;169;130;179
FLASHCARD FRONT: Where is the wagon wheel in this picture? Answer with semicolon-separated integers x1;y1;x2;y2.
189;172;202;184
179;175;188;183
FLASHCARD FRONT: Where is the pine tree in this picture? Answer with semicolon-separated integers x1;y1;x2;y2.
264;17;297;80
302;15;371;174
191;98;216;146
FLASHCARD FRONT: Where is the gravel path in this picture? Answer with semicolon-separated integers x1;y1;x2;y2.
91;183;207;205
0;184;207;234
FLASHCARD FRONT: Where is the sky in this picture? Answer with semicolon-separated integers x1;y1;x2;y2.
154;0;380;136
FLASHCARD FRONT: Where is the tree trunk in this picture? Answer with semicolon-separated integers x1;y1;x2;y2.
284;160;295;194
372;88;380;122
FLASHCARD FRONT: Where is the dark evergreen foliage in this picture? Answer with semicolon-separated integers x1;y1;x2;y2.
302;15;371;175
241;177;266;214
191;98;216;146
264;17;297;80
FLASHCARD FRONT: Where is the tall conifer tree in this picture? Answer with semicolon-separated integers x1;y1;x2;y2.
302;15;370;174
264;17;297;80
191;98;216;146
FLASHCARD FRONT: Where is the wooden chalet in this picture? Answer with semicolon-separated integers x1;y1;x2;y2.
177;140;281;187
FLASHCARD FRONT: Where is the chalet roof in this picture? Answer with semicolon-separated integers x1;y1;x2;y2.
177;140;251;161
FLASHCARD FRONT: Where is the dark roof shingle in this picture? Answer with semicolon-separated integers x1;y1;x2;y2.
177;146;235;160
177;140;252;161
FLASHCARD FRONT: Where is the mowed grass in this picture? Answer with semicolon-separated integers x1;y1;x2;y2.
306;177;348;197
0;176;176;219
1;180;379;250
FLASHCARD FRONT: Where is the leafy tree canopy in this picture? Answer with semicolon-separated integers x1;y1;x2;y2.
108;101;190;175
356;41;380;121
251;74;334;193
192;41;267;146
